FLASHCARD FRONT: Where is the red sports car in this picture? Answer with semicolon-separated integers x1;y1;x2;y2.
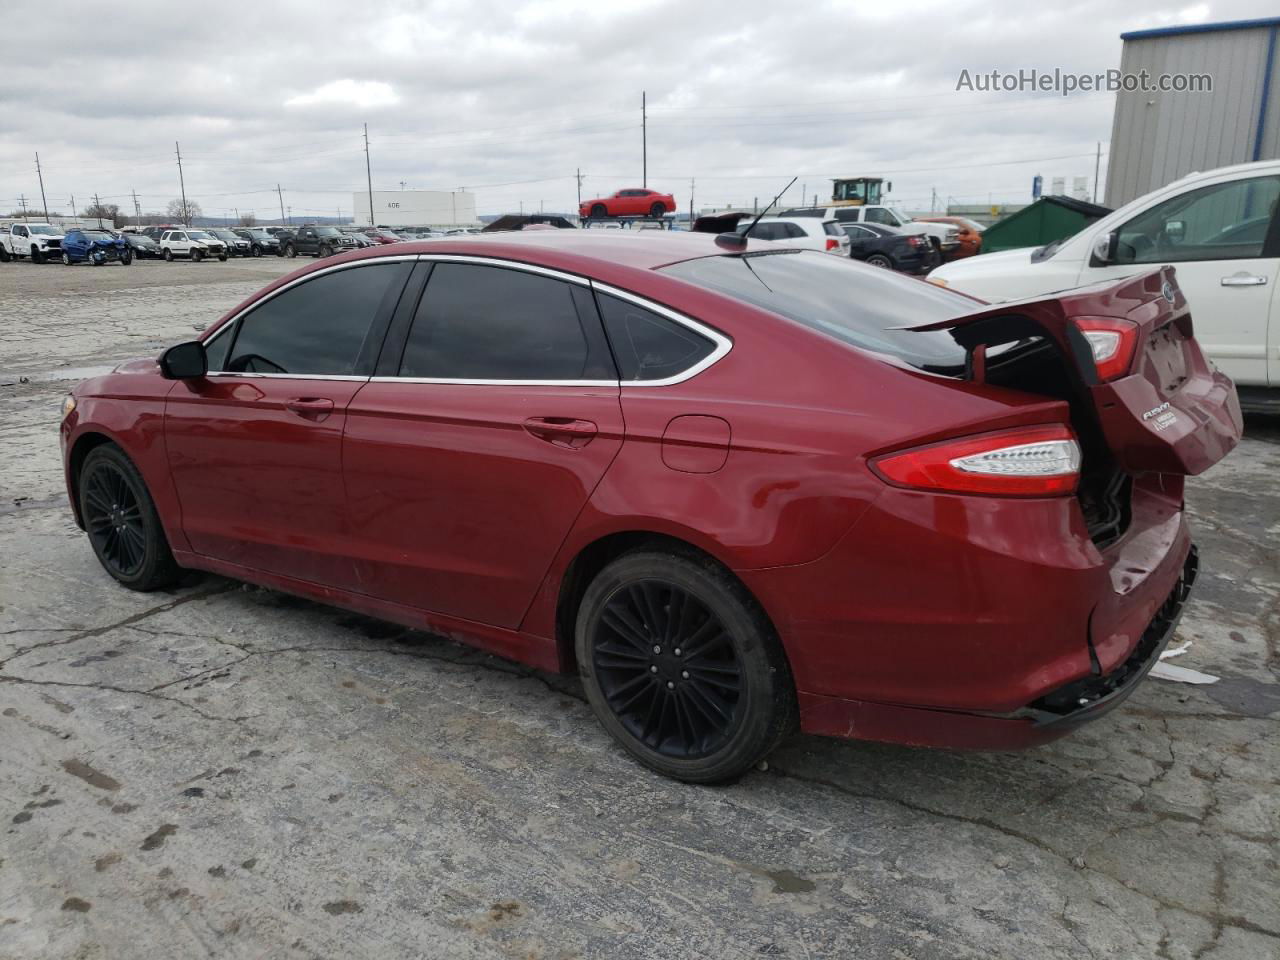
61;233;1241;783
580;188;676;220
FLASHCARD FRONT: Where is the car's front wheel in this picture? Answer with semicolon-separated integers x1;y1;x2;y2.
251;244;263;257
649;202;665;219
191;249;203;262
62;251;72;265
163;248;173;261
121;249;133;265
217;253;228;261
576;549;796;784
31;246;45;264
79;444;181;591
283;243;296;258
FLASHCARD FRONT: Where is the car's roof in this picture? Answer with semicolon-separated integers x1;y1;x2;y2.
374;229;746;272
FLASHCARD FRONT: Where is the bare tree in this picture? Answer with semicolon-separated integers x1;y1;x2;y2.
238;212;257;227
83;202;122;227
166;198;202;224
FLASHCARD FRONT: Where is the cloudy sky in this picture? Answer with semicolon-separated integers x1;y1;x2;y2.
1;0;1274;222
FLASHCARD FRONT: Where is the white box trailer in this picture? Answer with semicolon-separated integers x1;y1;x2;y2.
352;190;478;228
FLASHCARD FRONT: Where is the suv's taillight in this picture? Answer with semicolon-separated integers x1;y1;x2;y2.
871;425;1081;497
1073;317;1139;381
825;237;840;250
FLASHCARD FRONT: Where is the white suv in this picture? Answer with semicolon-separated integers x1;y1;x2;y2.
159;229;228;262
930;159;1280;398
781;205;960;252
734;217;851;256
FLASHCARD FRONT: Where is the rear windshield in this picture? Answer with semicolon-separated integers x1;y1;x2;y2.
660;250;972;372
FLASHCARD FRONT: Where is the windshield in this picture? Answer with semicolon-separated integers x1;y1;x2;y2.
660;250;971;373
316;227;340;237
29;225;60;235
188;231;211;240
85;231;112;241
378;229;402;239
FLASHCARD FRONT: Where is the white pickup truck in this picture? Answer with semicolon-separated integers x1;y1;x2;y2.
930;159;1280;407
780;205;960;252
0;222;65;263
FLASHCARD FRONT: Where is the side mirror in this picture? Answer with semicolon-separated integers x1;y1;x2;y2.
1091;230;1119;264
159;341;208;380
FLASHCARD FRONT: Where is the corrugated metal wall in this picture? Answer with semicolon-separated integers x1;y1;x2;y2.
1105;26;1277;208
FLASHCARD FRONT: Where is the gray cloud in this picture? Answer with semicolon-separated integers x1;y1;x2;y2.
1;0;1272;220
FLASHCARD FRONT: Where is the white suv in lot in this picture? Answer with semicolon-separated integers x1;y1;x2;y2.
781;205;960;253
159;229;228;262
734;216;851;256
930;160;1280;404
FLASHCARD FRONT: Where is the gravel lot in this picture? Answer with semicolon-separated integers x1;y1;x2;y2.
1;257;1277;960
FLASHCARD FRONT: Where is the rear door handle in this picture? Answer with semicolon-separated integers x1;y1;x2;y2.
1220;275;1267;286
523;417;598;448
285;397;335;420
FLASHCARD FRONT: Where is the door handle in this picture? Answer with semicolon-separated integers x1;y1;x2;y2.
285;397;335;420
523;417;598;448
1220;275;1267;286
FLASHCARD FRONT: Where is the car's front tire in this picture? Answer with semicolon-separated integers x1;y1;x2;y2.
31;246;45;265
190;249;203;262
251;244;263;257
576;549;797;784
217;253;228;262
283;243;296;258
163;248;173;261
121;249;133;265
62;251;72;265
649;202;665;219
79;445;182;591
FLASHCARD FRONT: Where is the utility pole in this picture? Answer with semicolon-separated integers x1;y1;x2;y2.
93;194;103;228
276;184;286;225
70;195;76;219
175;141;190;225
287;205;292;225
1093;141;1102;203
801;182;806;209
931;186;938;212
689;178;694;225
234;206;240;224
18;195;28;221
34;153;49;220
519;200;524;215
131;190;141;219
363;123;375;227
641;91;647;188
576;168;582;210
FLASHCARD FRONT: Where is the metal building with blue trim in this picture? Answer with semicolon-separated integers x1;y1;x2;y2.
1104;17;1280;207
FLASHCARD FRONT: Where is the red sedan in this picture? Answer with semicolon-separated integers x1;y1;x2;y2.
580;188;676;220
362;228;403;244
60;233;1241;783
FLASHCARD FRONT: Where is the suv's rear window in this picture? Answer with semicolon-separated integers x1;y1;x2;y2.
660;250;972;372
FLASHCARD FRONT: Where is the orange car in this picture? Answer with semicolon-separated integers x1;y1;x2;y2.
917;216;983;259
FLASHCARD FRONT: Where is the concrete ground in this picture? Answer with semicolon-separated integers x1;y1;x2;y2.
0;256;1277;960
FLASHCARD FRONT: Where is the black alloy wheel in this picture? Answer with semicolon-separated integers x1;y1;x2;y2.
577;550;796;783
649;202;665;218
866;253;893;269
191;248;203;262
79;445;180;590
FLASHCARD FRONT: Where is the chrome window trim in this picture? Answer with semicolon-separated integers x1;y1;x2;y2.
590;280;733;387
199;253;731;388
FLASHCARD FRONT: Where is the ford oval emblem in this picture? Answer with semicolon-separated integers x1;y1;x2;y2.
1161;280;1176;304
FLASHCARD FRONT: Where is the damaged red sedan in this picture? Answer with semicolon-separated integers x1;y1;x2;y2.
60;232;1241;782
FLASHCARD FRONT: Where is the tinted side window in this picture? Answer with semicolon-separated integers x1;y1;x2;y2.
597;293;716;382
1116;175;1280;263
226;263;407;375
400;264;596;380
822;222;843;236
865;208;895;225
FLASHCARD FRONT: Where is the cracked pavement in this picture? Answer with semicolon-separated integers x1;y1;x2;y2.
1;258;1278;959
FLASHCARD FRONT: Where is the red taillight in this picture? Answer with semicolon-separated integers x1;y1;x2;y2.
871;425;1081;497
826;237;840;250
1074;316;1139;381
907;235;927;248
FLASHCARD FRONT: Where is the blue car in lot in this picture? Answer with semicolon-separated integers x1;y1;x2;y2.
60;229;133;266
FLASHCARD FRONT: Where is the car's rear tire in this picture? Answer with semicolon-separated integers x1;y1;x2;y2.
79;445;182;591
649;202;665;219
866;253;893;269
590;203;607;219
575;549;796;784
0;246;10;262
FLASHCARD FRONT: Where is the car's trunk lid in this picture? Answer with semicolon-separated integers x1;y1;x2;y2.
910;266;1243;478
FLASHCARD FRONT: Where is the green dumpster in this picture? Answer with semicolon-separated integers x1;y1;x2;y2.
980;195;1111;254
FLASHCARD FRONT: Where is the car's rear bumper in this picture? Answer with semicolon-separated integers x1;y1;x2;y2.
738;478;1195;748
793;546;1196;749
